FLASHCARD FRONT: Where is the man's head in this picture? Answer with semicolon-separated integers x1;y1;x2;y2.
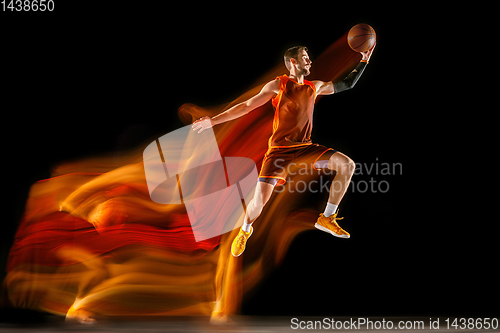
284;46;312;76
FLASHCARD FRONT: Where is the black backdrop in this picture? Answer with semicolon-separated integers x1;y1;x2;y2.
1;2;496;318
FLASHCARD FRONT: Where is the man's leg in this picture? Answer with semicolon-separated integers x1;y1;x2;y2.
243;181;275;227
326;152;356;206
316;152;355;238
231;180;274;257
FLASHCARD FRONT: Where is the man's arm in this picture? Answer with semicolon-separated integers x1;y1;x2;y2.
192;78;280;133
313;63;366;96
314;42;376;96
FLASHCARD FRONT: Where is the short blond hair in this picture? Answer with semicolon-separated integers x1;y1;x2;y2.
284;46;308;71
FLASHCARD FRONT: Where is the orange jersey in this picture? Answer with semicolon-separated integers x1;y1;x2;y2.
269;75;317;148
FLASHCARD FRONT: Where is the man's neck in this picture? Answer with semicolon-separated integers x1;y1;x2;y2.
288;71;304;84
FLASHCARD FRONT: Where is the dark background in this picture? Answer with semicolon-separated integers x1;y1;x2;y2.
1;1;495;319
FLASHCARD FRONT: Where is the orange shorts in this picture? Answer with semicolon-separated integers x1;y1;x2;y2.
258;144;337;186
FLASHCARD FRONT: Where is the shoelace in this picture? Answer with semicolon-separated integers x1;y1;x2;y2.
236;232;247;247
328;215;344;231
329;215;343;223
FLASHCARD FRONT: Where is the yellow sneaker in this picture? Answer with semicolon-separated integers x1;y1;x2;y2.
231;226;253;257
315;212;350;238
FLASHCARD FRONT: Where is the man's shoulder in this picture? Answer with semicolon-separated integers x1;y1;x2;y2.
264;76;283;90
275;74;288;82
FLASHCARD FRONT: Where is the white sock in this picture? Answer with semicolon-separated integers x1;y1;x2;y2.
242;222;252;233
323;202;338;217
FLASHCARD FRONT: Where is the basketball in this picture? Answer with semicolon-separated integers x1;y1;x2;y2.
347;24;376;52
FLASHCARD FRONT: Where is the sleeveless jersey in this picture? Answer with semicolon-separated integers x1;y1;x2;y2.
269;75;317;148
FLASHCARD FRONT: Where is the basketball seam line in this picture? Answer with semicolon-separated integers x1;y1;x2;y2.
348;34;375;41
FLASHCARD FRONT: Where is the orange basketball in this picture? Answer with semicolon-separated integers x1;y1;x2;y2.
347;23;376;52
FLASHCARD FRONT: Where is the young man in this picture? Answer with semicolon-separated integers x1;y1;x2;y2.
192;44;375;257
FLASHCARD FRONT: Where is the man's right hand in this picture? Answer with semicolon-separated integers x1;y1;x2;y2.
192;117;213;133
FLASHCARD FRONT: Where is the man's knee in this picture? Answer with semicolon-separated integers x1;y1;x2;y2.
345;156;355;175
329;153;355;175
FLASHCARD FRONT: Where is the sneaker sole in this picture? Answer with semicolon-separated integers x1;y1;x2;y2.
315;223;350;239
231;250;244;257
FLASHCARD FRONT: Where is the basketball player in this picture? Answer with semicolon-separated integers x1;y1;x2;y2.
192;44;375;257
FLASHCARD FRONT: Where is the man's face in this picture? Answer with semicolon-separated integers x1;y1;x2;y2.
293;50;312;76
